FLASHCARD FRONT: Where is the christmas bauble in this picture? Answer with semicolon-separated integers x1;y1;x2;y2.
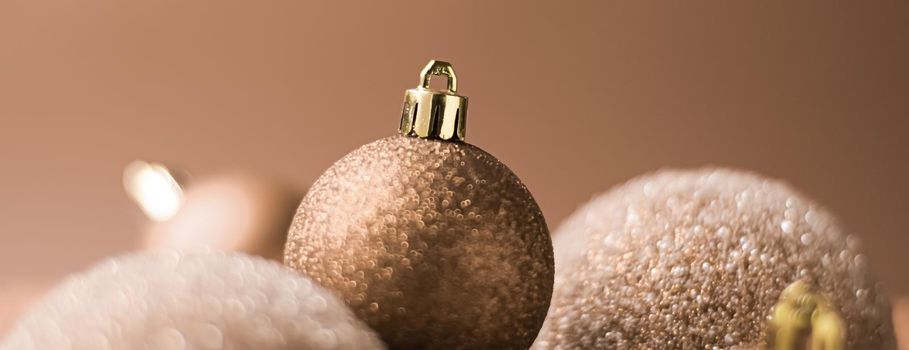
533;168;895;349
145;173;302;260
285;61;553;349
1;251;384;350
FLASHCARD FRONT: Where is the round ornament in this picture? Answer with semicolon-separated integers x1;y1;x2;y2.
124;161;302;261
2;251;384;350
284;61;554;349
145;173;301;260
533;168;895;349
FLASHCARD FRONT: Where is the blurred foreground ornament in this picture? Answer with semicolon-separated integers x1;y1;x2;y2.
285;60;554;349
1;251;384;350
533;168;894;349
125;161;302;260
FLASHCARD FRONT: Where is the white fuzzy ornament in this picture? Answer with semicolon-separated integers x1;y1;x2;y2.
1;251;385;350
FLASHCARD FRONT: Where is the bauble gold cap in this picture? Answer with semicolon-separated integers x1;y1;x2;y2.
767;280;845;350
399;60;468;142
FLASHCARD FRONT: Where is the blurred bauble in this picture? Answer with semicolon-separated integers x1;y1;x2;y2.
145;174;303;260
1;251;384;350
533;168;895;349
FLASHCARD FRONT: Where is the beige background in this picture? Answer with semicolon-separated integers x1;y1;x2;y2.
1;0;907;320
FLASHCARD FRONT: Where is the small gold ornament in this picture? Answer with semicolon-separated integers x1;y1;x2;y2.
285;60;554;349
767;280;845;350
533;168;894;349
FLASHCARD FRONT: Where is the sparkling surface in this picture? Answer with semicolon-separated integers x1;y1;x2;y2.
285;135;554;349
533;168;895;349
1;251;384;350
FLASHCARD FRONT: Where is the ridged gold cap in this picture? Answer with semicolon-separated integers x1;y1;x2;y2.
399;60;468;142
767;280;845;350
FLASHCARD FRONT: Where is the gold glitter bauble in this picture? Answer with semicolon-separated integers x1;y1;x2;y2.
285;134;553;349
533;168;895;349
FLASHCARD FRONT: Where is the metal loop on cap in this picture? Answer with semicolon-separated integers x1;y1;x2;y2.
420;60;458;93
399;60;469;142
766;280;845;350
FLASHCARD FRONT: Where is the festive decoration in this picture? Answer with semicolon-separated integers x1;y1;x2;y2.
766;280;845;350
285;60;553;349
145;174;301;260
125;161;301;260
1;251;384;350
123;160;184;222
533;168;895;349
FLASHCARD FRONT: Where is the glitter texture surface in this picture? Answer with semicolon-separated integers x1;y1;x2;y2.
1;251;384;350
285;135;554;349
533;168;895;349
